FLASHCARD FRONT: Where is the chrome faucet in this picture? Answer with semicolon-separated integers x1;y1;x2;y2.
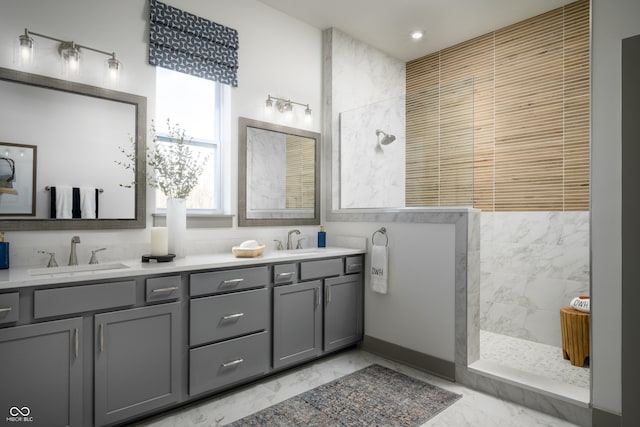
287;229;301;250
68;236;81;266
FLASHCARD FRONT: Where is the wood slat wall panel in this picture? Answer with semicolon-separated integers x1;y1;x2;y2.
405;0;589;211
285;135;315;209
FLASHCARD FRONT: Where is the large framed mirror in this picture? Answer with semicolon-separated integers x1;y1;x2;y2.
0;67;146;230
238;117;320;227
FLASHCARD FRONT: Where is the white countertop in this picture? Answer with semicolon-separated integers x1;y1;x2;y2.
0;247;366;290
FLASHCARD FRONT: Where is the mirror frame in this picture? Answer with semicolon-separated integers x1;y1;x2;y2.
238;117;320;227
0;67;146;230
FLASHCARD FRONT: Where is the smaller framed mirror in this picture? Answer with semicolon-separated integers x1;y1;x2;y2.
238;117;320;227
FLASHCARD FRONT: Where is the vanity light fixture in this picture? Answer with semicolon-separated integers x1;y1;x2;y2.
17;28;121;83
265;95;312;120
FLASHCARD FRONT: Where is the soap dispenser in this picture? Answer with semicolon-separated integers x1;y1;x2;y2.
0;232;9;269
318;225;326;248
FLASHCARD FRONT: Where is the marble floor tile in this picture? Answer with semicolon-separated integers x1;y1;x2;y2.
134;349;579;427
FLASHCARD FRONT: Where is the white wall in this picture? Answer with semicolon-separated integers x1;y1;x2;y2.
327;221;456;361
0;0;324;266
591;0;640;415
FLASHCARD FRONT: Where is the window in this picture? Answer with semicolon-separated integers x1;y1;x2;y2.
155;67;224;213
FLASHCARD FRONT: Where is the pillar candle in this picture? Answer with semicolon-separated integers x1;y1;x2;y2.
150;227;168;256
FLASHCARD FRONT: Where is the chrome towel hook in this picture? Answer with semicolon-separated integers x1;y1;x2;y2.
372;227;388;247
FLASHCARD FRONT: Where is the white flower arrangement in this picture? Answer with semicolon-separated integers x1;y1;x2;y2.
117;119;209;200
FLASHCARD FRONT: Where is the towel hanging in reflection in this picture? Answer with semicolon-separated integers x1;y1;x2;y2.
370;243;388;294
49;186;100;219
80;187;99;219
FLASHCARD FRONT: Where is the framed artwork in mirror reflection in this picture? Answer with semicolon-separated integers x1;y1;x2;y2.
0;142;37;216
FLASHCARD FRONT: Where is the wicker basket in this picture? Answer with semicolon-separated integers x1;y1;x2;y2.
231;244;266;258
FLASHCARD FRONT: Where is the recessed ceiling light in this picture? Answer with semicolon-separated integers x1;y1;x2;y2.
411;30;424;40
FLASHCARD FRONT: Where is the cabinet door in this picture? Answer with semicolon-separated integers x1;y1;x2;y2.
273;281;322;369
0;318;83;427
324;274;363;352
94;303;181;426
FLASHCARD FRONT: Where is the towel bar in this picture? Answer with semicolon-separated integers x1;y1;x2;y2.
45;186;104;193
372;227;388;247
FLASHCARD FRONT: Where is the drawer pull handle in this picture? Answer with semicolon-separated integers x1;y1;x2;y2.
0;307;12;313
348;263;362;271
222;358;244;368
74;328;79;359
276;272;295;279
222;313;244;321
99;324;104;353
152;286;179;293
222;278;244;286
326;286;332;304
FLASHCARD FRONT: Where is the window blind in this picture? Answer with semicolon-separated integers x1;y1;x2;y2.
149;0;239;87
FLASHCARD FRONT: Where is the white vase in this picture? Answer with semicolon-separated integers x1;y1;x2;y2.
166;197;186;258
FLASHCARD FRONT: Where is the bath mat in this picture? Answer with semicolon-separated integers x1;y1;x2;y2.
227;364;461;426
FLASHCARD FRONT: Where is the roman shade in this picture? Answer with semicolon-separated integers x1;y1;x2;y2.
149;0;239;87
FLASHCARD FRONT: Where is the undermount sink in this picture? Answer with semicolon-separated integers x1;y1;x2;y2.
28;262;130;276
283;248;321;255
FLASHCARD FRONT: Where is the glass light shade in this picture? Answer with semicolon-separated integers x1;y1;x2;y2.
105;56;121;86
16;34;35;67
265;97;273;114
61;44;80;79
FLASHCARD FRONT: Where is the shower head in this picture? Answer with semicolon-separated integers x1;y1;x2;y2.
376;129;396;145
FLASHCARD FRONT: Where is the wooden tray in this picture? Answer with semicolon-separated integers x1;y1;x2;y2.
231;244;266;258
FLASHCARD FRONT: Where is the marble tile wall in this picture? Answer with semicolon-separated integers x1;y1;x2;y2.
246;128;287;210
325;28;406;212
339;96;405;208
480;211;590;347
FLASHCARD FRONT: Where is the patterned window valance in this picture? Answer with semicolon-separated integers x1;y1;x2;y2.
149;0;239;87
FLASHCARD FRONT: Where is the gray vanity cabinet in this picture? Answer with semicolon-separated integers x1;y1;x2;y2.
0;317;83;427
94;302;181;427
273;280;323;369
324;273;363;352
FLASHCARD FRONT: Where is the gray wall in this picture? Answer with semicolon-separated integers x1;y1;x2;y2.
621;33;640;426
591;0;640;415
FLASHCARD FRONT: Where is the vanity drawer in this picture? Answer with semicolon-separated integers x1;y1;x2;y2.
146;275;181;303
34;281;136;319
0;293;19;325
189;330;270;396
273;263;297;285
345;256;363;274
300;258;343;280
190;266;268;297
190;288;269;346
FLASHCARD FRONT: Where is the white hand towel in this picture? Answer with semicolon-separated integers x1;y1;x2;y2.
370;244;388;294
80;187;97;219
55;185;73;219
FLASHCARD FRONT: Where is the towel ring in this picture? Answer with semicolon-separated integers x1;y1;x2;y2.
372;227;388;247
